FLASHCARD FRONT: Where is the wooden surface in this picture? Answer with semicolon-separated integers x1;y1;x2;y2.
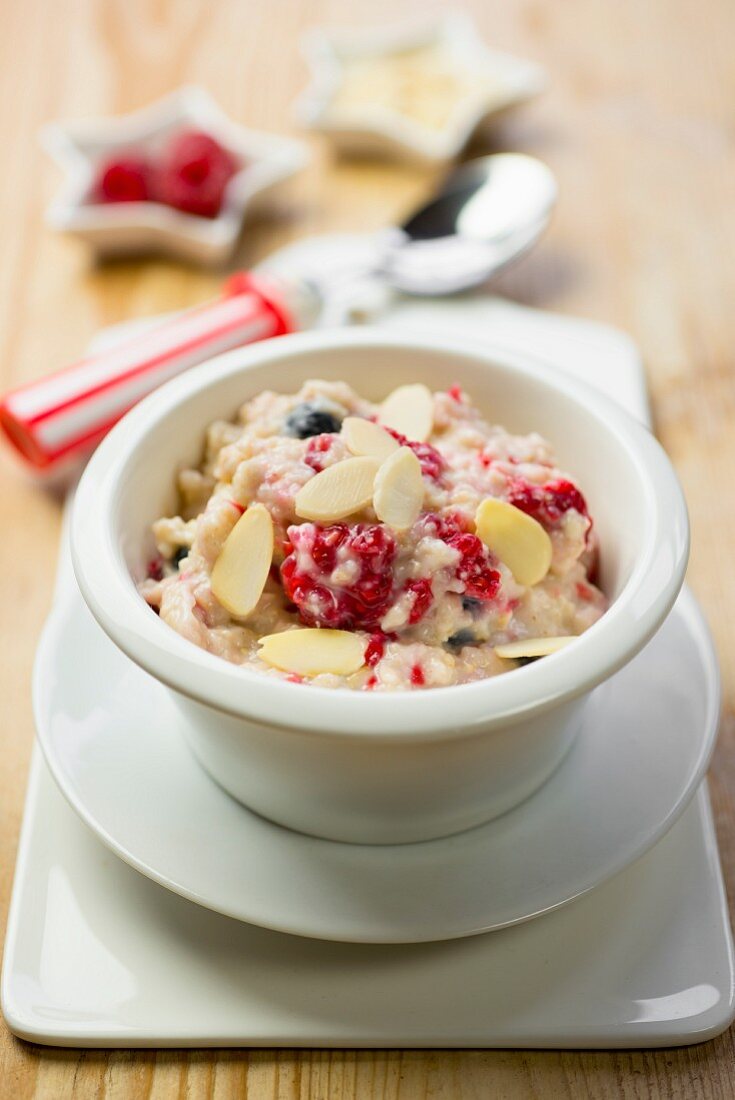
2;0;735;1095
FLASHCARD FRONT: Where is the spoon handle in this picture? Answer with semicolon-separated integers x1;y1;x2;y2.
0;273;318;474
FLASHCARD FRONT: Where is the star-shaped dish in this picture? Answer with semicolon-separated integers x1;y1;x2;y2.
295;14;546;166
42;86;309;265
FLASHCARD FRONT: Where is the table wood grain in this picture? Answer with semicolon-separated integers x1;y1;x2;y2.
2;0;735;1095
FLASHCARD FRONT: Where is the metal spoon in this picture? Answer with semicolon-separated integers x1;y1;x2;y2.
299;154;557;300
382;153;558;295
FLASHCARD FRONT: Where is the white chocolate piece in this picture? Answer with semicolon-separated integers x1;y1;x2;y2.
258;628;366;676
295;456;380;522
373;446;424;530
342;416;400;461
475;497;552;586
210;503;274;618
378;383;434;442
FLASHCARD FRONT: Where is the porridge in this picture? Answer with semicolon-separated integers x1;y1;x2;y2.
140;379;607;690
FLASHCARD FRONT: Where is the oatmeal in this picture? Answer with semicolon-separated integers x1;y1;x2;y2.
140;380;607;690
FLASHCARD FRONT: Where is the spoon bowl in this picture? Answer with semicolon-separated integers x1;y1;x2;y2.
383;153;558;295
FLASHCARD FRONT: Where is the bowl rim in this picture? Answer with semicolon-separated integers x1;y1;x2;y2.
71;327;690;739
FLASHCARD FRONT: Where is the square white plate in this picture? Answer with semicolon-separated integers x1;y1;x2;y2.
3;754;733;1048
2;295;733;1047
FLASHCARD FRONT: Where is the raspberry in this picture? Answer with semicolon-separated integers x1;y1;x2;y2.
506;477;588;528
418;513;500;603
410;665;425;687
365;633;386;667
416;511;469;541
281;522;397;630
304;433;337;472
405;578;433;624
146;556;164;581
447;532;501;600
155;129;239;218
96;157;151;203
384;428;446;481
447;384;464;402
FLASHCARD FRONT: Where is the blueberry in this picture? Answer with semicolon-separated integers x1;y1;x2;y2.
446;629;477;650
173;546;189;567
285;403;342;439
461;596;484;615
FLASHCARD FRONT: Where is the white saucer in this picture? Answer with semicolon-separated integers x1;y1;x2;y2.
35;556;718;942
4;752;734;1047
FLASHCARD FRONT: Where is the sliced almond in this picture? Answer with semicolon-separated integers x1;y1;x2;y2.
378;383;434;442
295;456;380;522
373;446;424;530
494;636;576;660
259;628;366;676
475;497;552;587
342;416;400;461
210;503;274;618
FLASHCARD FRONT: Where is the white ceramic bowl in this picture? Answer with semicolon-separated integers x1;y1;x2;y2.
71;329;689;843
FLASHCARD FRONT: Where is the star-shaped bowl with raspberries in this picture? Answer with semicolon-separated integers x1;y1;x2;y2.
42;86;309;265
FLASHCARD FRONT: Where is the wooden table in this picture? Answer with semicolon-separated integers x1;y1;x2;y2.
2;0;734;1095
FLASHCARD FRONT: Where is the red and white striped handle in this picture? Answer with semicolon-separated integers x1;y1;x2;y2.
0;271;310;472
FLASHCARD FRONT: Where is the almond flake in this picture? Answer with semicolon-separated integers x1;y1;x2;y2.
342;416;400;461
295;456;380;522
494;636;576;660
475;497;552;586
258;628;366;676
210;503;274;618
373;446;424;530
378;383;434;442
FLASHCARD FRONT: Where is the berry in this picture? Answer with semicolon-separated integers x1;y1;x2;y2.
448;532;501;600
446;628;477;650
146;556;164;581
447;384;464;402
384;427;445;481
285;404;343;440
96;157;151;203
281;522;397;630
418;513;500;603
155;130;238;218
416;511;469;541
304;433;338;471
405;578;433;624
410;665;425;687
506;477;588;528
173;547;189;567
365;633;387;667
